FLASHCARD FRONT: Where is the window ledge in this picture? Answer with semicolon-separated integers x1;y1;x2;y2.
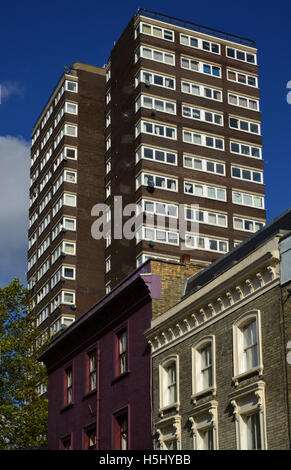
60;403;74;413
82;389;97;401
159;402;180;418
111;370;130;385
191;386;217;405
232;365;263;386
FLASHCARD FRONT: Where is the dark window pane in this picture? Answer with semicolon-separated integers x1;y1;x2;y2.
154;75;163;86
232;167;241;178
190;37;198;47
144;147;153;159
237;50;245;61
231;142;240;153
203;64;211;74
227;48;235;58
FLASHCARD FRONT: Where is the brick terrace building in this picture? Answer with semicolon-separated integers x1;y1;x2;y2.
39;259;203;450
146;208;291;450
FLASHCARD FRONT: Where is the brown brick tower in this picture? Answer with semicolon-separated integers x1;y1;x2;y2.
104;9;265;292
28;63;105;347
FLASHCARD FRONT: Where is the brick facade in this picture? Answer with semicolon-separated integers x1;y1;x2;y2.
147;222;291;450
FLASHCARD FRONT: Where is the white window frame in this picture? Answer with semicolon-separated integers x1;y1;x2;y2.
136;226;179;247
105;183;111;199
65;102;78;115
232;190;264;209
228;92;259;111
136;145;177;166
138;199;178;219
61;290;75;305
231;381;267;450
226;47;257;65
182;104;223;126
65;80;78;93
41;105;53;129
63;265;76;280
185;207;227;228
230;140;262;159
229;116;261;135
155;416;181;450
180;32;220;54
31;128;40;146
136;172;178;192
231;166;263;184
105;159;111;174
181;56;221;78
182;129;224;150
189;401;218;450
106;91;111;104
38;235;50;258
136;94;176;115
50;315;75;336
184;180;226;202
106;113;111;128
37;257;50;281
183;154;225;176
36;305;50;327
136;120;177;140
135;70;176;90
37;281;50;304
181;80;222;102
185;234;228;253
63;217;76;231
40;147;52;171
233;216;264;233
227;69;258;88
159;355;180;414
106;136;111;151
135;46;175;66
105;256;111;273
135;22;174;42
53;146;77;172
39;212;51;236
192;337;216;401
233;311;263;383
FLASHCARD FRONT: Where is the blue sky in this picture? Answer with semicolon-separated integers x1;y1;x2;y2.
0;0;290;286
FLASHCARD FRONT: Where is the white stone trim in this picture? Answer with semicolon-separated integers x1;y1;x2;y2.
149;261;279;356
191;335;217;403
229;381;267;450
154;415;181;450
232;310;263;385
158;354;180;417
189;400;219;450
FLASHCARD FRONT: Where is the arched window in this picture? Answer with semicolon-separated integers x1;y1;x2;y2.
159;355;179;413
233;311;263;383
192;336;216;401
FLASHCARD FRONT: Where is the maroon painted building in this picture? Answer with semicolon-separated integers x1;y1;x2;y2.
39;258;201;450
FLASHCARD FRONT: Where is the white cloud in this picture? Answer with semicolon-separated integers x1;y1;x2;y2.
0;135;30;285
0;81;24;103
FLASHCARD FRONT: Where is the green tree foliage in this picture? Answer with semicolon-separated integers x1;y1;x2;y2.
0;278;48;449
